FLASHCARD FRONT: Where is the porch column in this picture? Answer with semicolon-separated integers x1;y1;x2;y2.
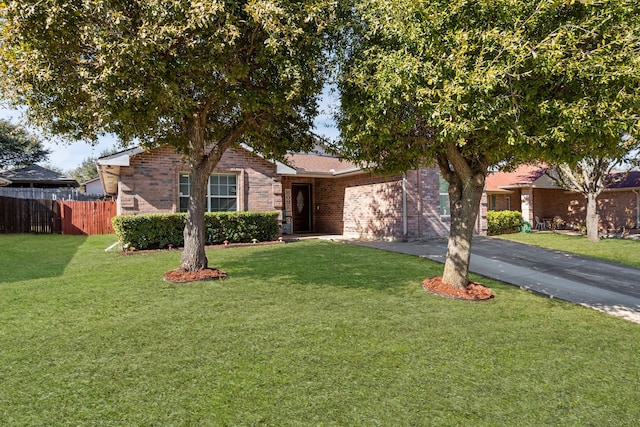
521;187;533;224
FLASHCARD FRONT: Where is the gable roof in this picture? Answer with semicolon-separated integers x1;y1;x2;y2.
95;147;145;194
485;164;555;194
0;164;79;187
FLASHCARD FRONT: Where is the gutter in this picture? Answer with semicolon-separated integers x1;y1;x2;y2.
402;173;408;238
280;167;365;178
634;189;640;227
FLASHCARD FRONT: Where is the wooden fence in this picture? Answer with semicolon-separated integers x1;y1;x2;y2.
0;196;116;235
58;200;116;235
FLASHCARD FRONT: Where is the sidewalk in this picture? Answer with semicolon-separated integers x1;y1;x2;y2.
349;237;640;324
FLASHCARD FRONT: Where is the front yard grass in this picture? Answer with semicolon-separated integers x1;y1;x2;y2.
498;231;640;269
1;234;639;426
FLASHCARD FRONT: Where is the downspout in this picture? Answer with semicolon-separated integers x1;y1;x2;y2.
402;173;408;238
634;189;640;227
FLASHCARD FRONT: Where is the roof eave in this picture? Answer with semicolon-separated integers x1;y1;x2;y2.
281;167;365;178
96;147;144;167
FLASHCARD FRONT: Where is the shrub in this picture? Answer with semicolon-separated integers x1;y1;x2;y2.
487;210;523;235
112;211;279;249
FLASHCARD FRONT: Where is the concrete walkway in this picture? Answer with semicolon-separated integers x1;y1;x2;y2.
349;236;640;324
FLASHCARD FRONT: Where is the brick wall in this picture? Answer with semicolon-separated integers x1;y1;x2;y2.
489;190;522;212
118;146;281;215
280;167;474;239
534;188;639;231
342;173;404;239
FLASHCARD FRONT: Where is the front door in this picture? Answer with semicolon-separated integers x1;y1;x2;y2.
292;184;312;233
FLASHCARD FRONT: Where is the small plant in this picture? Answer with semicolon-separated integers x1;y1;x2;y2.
121;243;135;255
487;210;524;235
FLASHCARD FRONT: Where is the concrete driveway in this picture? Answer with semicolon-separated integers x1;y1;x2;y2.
350;236;640;324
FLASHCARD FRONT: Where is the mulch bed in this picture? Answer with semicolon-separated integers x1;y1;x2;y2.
422;276;494;301
163;268;227;283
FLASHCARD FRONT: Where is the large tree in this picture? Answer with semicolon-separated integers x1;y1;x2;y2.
335;0;640;288
1;0;334;271
0;119;50;169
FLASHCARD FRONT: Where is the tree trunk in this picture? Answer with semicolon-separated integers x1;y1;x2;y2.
438;145;487;289
441;176;485;288
181;119;211;272
585;194;600;242
179;113;244;272
181;159;210;271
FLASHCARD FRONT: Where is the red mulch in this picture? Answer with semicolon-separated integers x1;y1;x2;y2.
422;276;494;301
163;268;227;283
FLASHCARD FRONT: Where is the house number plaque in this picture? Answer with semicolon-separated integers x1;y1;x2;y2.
284;189;292;223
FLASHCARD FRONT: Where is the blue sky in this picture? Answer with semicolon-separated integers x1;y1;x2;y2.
1;86;339;171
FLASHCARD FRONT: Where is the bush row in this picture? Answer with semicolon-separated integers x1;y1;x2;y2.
112;211;280;249
487;210;524;235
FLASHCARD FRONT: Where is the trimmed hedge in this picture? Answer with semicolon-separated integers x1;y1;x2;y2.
487;210;524;235
112;211;279;249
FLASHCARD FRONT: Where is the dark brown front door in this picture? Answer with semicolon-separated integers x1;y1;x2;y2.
292;184;312;233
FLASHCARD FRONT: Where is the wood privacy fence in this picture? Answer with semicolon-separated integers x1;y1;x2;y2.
0;196;116;235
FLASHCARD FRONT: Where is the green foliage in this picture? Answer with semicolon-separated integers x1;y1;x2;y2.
0;119;50;169
335;0;640;171
0;0;334;157
205;211;279;244
112;211;279;249
487;210;524;235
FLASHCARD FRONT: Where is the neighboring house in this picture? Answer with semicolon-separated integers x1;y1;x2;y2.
0;164;78;188
82;177;107;196
0;164;81;200
96;145;486;239
486;164;640;231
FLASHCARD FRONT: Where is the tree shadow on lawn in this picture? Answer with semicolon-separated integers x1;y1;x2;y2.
213;240;444;291
0;234;88;283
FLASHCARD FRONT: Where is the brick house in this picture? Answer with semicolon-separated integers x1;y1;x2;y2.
486;164;640;231
97;145;487;239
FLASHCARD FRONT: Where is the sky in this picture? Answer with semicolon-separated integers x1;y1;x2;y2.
0;87;340;172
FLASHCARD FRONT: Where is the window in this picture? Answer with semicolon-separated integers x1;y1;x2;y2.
505;196;511;211
179;173;238;212
438;174;450;217
490;195;497;211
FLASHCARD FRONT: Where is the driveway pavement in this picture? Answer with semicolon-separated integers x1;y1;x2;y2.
349;236;640;324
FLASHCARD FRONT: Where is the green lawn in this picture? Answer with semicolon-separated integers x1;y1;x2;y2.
497;231;640;268
1;234;639;426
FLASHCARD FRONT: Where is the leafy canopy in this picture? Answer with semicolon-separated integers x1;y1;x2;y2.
336;0;640;172
0;0;335;159
0;119;50;169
